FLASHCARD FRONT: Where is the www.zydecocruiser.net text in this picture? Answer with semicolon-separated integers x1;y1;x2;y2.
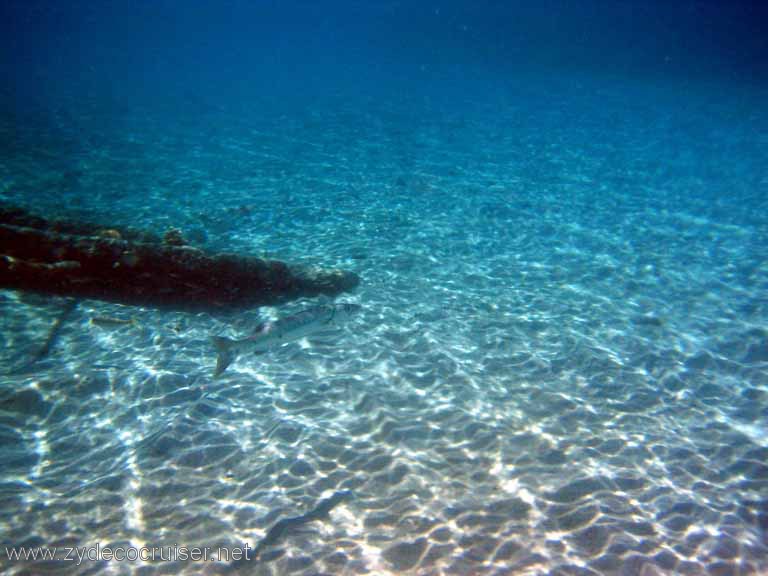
5;543;253;566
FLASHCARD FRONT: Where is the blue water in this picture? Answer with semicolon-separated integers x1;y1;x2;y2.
1;2;767;574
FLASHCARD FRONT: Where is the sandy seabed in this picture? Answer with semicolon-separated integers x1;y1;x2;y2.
1;77;766;575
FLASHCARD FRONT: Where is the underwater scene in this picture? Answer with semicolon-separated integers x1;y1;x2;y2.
1;1;767;575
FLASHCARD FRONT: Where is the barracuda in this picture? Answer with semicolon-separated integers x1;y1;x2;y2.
211;303;361;377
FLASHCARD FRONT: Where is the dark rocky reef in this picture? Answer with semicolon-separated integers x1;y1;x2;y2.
0;205;359;311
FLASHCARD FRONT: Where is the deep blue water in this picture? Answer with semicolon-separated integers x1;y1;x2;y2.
1;2;767;575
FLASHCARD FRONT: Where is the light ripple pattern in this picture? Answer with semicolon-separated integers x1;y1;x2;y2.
1;78;767;575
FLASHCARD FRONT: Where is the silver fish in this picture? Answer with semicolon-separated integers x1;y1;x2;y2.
212;303;361;377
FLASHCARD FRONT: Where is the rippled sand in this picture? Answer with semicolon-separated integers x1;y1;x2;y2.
1;78;766;575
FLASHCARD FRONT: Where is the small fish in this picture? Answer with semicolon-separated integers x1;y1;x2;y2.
228;490;353;567
90;316;137;328
212;303;361;377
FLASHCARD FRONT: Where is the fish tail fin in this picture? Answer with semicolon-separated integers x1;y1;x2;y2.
212;336;236;377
